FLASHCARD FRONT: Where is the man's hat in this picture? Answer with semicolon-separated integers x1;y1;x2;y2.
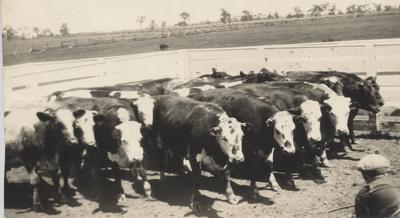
357;154;391;173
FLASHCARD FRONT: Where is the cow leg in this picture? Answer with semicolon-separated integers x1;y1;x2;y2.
224;167;239;204
110;162;125;203
189;157;202;213
272;148;299;191
50;169;64;203
249;153;263;201
139;165;152;199
130;161;152;199
319;149;332;167
158;136;169;193
30;167;43;212
266;148;281;191
348;108;359;144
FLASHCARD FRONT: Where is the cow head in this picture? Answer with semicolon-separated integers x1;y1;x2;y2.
365;76;384;107
112;120;144;162
322;96;351;136
211;113;245;163
131;96;155;126
36;108;77;145
72;109;97;146
290;100;323;143
266;111;297;154
351;82;380;113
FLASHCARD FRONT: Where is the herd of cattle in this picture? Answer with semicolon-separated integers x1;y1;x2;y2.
4;68;384;213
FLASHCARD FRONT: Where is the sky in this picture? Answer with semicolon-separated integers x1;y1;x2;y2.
2;0;400;33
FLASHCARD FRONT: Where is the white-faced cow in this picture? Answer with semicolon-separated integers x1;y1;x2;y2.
191;88;301;200
264;81;353;162
284;71;384;144
232;83;328;188
5;106;82;211
152;95;245;212
56;97;152;201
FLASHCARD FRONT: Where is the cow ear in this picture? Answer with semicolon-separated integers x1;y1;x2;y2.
36;112;54;122
112;128;121;139
288;107;301;115
241;122;254;132
293;115;306;123
73;109;86;118
257;96;266;101
239;71;246;77
266;118;275;127
350;102;360;110
210;127;220;136
93;114;105;124
112;91;121;98
320;103;332;113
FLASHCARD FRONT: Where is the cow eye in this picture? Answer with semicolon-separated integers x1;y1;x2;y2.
55;122;65;129
222;137;228;142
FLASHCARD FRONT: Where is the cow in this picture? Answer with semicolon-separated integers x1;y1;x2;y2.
264;81;353;157
152;95;246;212
48;77;191;99
190;88;300;200
232;83;328;187
47;89;151;102
48;88;156;128
242;68;286;83
4;105;82;211
56;97;152;201
285;71;384;144
198;67;232;79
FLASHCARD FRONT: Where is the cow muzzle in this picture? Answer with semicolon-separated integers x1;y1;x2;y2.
282;141;296;155
336;129;349;136
67;137;78;145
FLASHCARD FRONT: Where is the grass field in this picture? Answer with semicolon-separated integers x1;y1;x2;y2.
3;13;400;66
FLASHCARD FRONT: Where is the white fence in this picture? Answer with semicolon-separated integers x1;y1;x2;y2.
3;38;400;108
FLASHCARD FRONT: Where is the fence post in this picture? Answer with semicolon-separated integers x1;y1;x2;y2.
178;49;190;79
365;43;381;131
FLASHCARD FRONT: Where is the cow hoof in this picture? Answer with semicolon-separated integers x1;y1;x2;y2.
250;189;261;202
57;193;69;204
266;183;281;192
313;178;327;184
283;185;300;192
227;194;239;205
272;186;282;192
190;200;202;213
118;194;126;203
32;204;44;212
320;161;333;168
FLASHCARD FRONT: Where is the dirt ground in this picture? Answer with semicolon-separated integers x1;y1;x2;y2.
4;137;400;218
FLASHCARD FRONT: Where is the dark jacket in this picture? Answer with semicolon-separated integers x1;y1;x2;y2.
355;176;400;218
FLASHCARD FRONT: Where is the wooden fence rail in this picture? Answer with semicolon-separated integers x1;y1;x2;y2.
3;38;400;131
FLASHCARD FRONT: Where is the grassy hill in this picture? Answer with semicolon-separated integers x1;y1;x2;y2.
3;13;400;66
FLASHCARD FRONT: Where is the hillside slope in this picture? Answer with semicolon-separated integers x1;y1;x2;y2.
3;14;400;66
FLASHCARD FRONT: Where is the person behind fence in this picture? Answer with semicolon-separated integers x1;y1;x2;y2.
355;154;400;218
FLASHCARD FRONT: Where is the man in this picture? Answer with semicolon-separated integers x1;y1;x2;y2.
355;154;400;218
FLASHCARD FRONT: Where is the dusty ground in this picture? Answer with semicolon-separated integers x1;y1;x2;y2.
5;137;400;218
